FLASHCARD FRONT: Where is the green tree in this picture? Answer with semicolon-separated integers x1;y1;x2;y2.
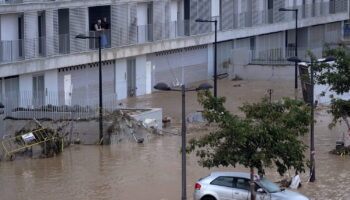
314;45;350;146
187;91;311;200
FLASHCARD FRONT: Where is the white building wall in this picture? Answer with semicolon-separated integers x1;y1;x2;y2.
211;0;220;17
1;14;20;61
0;14;19;41
170;0;178;21
115;59;127;100
137;3;148;43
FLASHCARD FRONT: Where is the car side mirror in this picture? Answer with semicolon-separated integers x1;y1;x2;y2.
257;188;265;193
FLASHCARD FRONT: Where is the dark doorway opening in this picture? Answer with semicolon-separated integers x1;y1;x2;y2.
58;9;70;54
88;6;111;49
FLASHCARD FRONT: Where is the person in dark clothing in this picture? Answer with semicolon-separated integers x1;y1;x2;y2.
101;17;110;29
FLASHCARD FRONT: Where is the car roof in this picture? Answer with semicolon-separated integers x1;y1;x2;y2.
209;171;251;179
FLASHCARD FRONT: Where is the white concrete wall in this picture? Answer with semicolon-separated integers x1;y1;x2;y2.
211;0;220;17
136;55;148;96
170;0;178;21
45;69;58;105
137;3;148;43
0;14;19;41
115;59;127;100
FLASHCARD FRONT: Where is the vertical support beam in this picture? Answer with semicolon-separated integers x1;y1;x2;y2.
181;84;187;200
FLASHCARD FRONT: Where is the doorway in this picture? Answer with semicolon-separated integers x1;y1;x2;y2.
127;58;137;97
64;74;72;106
33;75;45;106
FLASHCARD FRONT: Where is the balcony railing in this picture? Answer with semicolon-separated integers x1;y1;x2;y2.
0;0;348;64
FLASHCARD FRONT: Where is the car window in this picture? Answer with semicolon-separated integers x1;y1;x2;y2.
234;178;250;191
210;176;234;188
257;178;281;193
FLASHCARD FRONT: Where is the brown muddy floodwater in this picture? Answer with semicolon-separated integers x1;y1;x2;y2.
1;80;350;200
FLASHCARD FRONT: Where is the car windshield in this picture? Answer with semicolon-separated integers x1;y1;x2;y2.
257;178;281;193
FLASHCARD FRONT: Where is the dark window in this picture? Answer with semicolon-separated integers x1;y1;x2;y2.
234;178;250;191
211;176;234;188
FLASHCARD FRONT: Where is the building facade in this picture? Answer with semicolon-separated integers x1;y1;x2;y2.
0;0;348;110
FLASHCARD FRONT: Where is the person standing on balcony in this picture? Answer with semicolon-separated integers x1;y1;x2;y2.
94;19;107;48
101;17;110;47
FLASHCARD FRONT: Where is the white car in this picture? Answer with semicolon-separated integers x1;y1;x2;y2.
194;172;309;200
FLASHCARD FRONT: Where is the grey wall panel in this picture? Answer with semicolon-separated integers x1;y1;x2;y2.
309;25;325;48
153;0;167;41
69;7;87;53
148;45;208;87
273;0;285;23
57;61;115;106
111;4;128;46
220;0;234;30
128;3;138;44
190;0;211;35
53;9;59;55
45;9;55;56
24;11;38;59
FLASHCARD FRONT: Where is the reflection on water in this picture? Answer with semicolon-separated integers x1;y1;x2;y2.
1;80;350;200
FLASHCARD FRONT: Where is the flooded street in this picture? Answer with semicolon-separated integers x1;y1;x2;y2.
1;80;350;200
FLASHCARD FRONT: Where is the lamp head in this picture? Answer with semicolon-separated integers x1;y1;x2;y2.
323;56;336;63
75;34;88;39
287;56;302;63
154;82;171;91
279;8;288;11
196;83;213;91
0;102;4;109
195;18;204;22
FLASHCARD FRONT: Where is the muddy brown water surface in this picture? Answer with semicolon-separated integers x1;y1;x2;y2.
1;80;350;200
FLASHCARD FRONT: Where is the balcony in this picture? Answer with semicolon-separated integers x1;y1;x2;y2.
0;0;348;65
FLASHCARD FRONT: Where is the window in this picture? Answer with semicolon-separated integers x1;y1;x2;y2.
235;178;250;190
211;176;234;188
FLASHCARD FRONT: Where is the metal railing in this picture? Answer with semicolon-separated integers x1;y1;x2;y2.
0;0;54;4
2;90;119;120
0;1;348;64
249;47;317;65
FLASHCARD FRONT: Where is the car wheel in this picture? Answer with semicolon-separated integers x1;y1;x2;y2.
201;196;216;200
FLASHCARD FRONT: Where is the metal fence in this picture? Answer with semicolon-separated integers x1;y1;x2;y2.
249;46;323;65
2;90;119;120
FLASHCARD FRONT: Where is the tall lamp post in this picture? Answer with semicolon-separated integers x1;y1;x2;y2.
287;56;336;182
195;18;218;97
279;7;298;100
76;34;103;144
154;82;212;200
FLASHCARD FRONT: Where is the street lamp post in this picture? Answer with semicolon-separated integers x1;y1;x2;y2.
279;7;298;99
195;18;218;97
76;34;104;144
287;56;336;182
154;82;213;200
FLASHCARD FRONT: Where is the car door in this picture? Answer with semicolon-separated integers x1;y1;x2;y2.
209;176;235;200
232;178;250;200
255;184;271;200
